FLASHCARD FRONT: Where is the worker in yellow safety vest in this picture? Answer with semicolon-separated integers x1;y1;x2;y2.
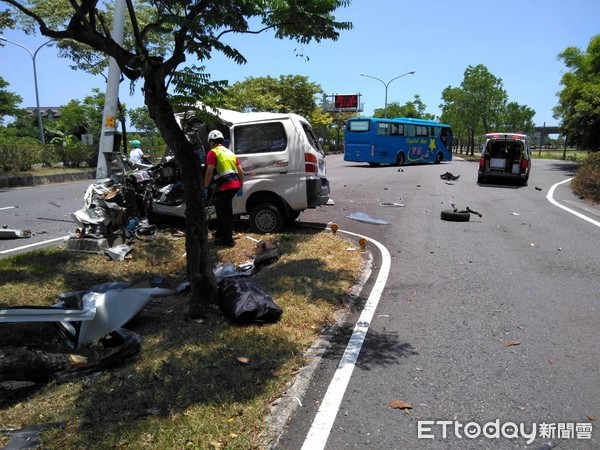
203;130;244;247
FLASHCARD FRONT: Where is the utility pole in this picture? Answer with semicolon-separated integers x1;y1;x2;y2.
95;0;126;180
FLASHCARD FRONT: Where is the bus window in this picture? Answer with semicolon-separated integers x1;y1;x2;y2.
416;125;428;137
406;125;416;137
377;122;391;136
391;124;404;136
348;120;370;132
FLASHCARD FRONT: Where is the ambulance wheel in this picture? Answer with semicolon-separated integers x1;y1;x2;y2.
249;203;285;233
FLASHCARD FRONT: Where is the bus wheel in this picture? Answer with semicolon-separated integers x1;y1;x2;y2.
435;152;443;164
441;210;470;222
395;152;405;166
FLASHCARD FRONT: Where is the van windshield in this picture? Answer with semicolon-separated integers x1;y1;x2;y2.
301;123;324;155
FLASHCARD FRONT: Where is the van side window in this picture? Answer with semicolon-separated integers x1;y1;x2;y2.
234;123;287;154
301;123;324;153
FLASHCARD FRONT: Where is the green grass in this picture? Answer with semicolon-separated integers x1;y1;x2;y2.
0;228;364;449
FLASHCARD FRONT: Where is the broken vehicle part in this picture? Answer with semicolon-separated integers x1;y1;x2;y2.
0;286;175;348
0;228;31;239
441;202;482;222
104;244;133;261
440;172;460;181
379;202;405;207
56;287;175;348
346;212;390;225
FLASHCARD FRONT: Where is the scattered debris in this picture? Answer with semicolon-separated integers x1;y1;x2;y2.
440;172;460;181
346;212;390;225
0;422;65;450
502;339;521;347
0;281;175;348
511;212;521;216
0;227;31;239
379;202;405;207
535;186;542;191
104;244;133;261
441;201;482;222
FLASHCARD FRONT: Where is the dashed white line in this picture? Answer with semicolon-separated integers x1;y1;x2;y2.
301;229;391;450
547;178;600;228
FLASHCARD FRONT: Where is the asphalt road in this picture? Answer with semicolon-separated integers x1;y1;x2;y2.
277;154;600;449
1;157;599;449
0;179;90;256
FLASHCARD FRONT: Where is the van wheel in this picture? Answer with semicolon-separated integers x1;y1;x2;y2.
249;203;285;233
396;152;405;166
435;152;443;164
441;210;470;222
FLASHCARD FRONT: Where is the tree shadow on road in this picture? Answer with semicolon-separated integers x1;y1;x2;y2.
322;324;418;370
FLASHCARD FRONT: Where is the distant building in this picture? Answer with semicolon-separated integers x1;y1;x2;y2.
25;107;61;120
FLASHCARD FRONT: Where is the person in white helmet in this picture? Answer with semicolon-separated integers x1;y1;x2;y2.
203;130;244;247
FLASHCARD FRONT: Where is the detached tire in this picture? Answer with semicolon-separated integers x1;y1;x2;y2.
441;210;470;222
249;203;285;233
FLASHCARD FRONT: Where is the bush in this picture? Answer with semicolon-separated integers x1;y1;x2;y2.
572;152;600;203
0;136;43;171
55;142;98;168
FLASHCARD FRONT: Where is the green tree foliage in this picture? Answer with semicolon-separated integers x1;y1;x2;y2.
217;75;323;119
373;95;435;120
4;109;38;139
214;74;333;147
0;76;22;125
129;106;157;134
500;101;535;133
1;0;352;314
439;64;538;155
554;34;600;152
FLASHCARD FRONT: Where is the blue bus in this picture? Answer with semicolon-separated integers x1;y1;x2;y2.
344;117;453;166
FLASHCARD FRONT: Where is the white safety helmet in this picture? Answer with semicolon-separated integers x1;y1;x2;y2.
208;130;224;141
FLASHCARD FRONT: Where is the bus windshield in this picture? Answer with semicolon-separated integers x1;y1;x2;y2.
344;117;453;166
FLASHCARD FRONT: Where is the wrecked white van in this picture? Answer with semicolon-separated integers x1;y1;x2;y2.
170;108;330;233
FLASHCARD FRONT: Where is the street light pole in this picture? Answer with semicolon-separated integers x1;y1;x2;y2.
0;36;52;144
360;71;415;118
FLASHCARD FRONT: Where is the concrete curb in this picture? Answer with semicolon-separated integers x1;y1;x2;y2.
0;169;96;189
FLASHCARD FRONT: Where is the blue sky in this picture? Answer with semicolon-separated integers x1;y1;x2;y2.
1;0;599;127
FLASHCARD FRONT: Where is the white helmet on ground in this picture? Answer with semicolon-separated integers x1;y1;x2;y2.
208;130;224;141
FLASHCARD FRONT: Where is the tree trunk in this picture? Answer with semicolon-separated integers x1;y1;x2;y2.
143;70;218;315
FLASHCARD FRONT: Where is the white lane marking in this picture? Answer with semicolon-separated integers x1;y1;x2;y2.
0;236;67;255
547;178;600;228
0;206;16;211
301;229;391;450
